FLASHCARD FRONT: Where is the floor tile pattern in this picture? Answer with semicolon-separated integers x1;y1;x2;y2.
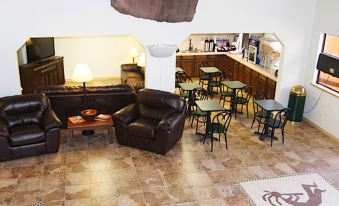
0;102;338;205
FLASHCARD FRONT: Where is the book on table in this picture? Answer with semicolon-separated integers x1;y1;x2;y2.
68;116;85;124
95;114;112;121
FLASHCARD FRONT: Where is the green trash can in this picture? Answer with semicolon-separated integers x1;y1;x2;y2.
288;85;306;122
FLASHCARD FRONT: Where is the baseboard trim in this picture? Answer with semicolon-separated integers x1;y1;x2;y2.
303;117;339;141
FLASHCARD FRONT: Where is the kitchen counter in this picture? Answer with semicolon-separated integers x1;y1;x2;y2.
176;51;277;81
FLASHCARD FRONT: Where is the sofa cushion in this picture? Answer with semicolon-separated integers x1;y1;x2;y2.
127;118;159;139
9;124;45;147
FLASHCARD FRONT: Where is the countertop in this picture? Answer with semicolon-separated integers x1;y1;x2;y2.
176;51;277;81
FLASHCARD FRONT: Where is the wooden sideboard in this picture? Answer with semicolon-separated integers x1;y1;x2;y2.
176;54;276;99
19;56;65;94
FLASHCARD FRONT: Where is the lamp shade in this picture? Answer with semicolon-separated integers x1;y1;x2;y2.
72;64;94;83
129;48;139;58
137;52;146;67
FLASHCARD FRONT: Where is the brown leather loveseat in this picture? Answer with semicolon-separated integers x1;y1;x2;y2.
0;94;62;161
113;89;186;154
121;64;145;90
36;84;136;128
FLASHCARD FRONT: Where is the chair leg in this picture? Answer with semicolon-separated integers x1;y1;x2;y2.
246;105;249;118
251;117;256;129
282;128;285;144
191;115;194;127
211;132;214;152
218;133;221;142
224;133;228;149
195;118;199;134
271;128;275;147
257;121;261;133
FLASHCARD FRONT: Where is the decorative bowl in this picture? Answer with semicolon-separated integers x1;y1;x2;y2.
80;109;98;121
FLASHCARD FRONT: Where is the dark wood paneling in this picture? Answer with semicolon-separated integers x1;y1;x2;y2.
19;56;65;94
176;54;277;98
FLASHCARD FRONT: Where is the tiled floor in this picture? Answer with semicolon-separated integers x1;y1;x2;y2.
0;106;338;205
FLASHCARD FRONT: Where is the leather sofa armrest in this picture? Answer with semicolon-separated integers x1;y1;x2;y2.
0;117;9;137
41;109;62;131
113;103;139;124
156;112;185;131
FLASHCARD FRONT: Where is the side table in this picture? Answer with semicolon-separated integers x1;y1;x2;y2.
67;118;114;146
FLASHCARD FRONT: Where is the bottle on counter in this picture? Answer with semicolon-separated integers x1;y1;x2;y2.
204;38;209;52
209;38;214;52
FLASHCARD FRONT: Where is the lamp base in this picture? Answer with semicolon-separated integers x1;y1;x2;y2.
82;130;95;136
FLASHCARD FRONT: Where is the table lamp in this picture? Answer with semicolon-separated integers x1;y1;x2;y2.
72;64;93;105
129;48;139;63
72;64;96;135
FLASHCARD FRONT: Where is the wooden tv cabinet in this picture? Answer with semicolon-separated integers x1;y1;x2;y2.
19;56;65;94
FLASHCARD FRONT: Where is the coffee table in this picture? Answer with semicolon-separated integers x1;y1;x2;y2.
67;118;114;146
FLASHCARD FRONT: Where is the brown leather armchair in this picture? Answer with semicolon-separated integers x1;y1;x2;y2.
0;94;62;161
113;89;186;154
120;64;145;90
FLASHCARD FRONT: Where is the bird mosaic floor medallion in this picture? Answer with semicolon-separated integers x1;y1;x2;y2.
238;172;339;206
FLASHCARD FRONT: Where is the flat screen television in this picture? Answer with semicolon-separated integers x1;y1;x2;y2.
26;37;55;63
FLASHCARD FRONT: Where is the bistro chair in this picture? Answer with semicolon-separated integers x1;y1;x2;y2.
219;74;233;108
207;71;223;96
205;110;232;152
175;71;189;89
251;92;269;132
233;86;252;119
198;61;210;88
263;108;291;146
191;88;209;133
177;72;193;99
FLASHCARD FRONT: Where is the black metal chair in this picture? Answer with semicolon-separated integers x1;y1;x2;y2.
219;74;233;108
198;61;210;88
263;108;291;146
177;73;193;100
207;71;223;96
251;92;269;132
205;110;232;152
233;86;252;119
191;88;209;133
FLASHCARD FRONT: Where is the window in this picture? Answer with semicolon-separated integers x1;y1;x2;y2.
316;34;339;93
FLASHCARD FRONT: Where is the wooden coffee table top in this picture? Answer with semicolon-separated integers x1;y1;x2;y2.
67;118;113;129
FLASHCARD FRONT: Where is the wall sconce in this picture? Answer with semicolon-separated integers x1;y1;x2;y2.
147;44;177;58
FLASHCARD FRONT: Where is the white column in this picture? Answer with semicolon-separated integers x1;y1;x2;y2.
144;53;175;93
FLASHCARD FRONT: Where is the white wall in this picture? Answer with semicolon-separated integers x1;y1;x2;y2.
54;36;144;79
4;0;338;136
302;0;339;138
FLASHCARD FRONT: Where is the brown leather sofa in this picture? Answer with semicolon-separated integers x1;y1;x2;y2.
113;89;186;154
36;84;136;128
121;64;145;90
0;93;62;161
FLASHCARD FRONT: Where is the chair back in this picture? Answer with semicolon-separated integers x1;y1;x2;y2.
253;92;267;114
236;86;252;103
211;110;232;133
0;94;50;128
137;89;186;120
193;88;209;101
272;108;291;129
198;61;210;78
176;72;192;83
